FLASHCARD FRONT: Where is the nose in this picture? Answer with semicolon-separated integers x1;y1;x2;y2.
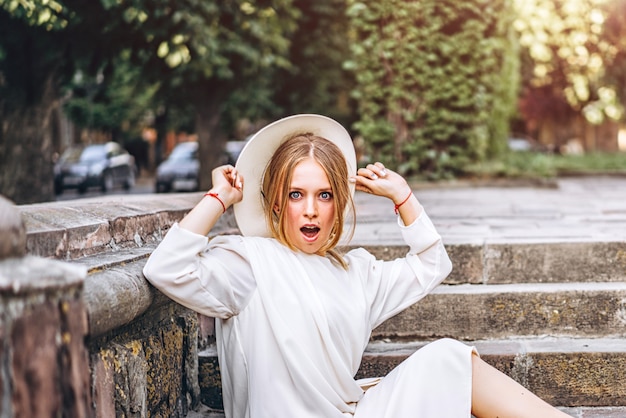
304;196;318;218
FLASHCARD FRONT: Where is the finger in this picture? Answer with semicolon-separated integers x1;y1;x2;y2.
213;166;230;184
365;163;387;179
229;167;237;186
374;162;387;177
358;167;379;181
353;175;378;194
235;173;243;190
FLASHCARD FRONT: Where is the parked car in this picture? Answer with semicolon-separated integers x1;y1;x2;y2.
155;140;248;193
54;142;136;194
155;142;200;193
225;139;248;165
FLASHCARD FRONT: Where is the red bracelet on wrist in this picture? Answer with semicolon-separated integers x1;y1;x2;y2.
394;191;413;214
204;192;226;213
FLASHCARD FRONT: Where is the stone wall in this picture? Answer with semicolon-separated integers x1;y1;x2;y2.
0;254;92;417
0;192;237;417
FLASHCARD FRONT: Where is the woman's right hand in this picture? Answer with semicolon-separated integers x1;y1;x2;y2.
179;165;244;236
210;164;244;208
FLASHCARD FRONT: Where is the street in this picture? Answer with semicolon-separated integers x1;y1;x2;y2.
55;173;160;201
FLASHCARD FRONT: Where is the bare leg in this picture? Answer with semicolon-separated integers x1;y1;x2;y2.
471;354;570;417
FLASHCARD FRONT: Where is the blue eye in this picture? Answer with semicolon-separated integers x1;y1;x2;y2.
320;191;332;200
289;191;302;199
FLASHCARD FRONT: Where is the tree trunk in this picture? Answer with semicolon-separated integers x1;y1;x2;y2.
0;77;58;204
194;97;228;192
195;82;228;190
154;107;169;168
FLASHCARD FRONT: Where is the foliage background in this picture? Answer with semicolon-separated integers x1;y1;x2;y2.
346;0;520;179
1;0;626;204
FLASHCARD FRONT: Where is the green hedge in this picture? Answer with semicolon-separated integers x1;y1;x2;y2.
346;0;519;179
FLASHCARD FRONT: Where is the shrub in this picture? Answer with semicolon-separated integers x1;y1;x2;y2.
346;0;519;179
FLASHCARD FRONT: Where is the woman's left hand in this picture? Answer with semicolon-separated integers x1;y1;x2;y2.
352;162;411;204
351;162;422;223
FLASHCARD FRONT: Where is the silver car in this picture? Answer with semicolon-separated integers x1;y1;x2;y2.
155;142;200;193
54;142;136;194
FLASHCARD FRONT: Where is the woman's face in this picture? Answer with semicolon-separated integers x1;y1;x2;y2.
283;157;336;255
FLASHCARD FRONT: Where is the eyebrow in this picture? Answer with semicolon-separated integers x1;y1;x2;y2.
288;186;332;192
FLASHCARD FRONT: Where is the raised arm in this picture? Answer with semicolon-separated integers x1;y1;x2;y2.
142;165;251;318
351;162;421;225
179;164;244;236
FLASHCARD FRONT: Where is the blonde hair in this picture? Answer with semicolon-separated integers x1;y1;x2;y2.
261;133;355;267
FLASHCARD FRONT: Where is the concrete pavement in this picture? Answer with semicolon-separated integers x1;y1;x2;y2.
350;175;626;246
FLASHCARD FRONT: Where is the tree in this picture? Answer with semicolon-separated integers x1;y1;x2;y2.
0;3;73;203
514;0;624;149
601;0;626;117
86;0;301;188
270;0;357;129
0;0;299;203
346;0;519;179
0;0;161;203
63;55;160;143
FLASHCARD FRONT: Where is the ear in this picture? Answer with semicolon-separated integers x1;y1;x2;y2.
273;203;280;213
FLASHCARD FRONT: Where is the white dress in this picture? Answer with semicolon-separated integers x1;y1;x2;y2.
143;212;476;418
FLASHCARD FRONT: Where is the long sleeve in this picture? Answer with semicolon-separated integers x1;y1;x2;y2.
347;211;452;330
142;223;256;318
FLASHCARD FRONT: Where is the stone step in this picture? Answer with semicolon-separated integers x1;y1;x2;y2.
197;337;626;413
358;241;626;285
373;281;626;340
359;338;626;407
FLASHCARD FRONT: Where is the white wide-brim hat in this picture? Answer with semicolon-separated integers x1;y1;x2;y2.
234;114;357;237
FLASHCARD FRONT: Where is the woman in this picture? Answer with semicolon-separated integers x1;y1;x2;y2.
143;114;568;417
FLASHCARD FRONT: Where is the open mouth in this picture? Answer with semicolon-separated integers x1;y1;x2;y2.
300;225;320;240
